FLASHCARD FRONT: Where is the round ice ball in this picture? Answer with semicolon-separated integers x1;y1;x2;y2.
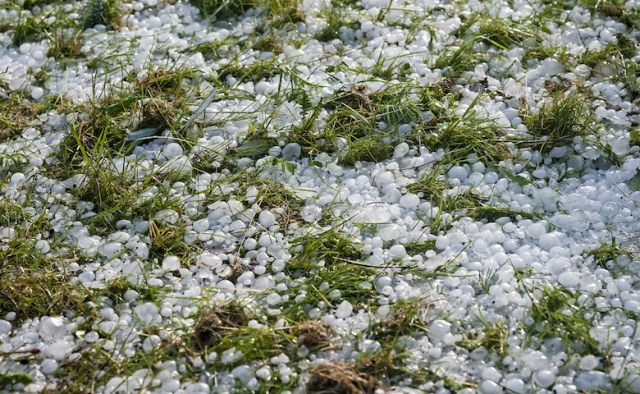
448;166;468;181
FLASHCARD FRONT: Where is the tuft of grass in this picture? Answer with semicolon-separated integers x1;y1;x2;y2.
523;91;591;152
307;361;381;394
460;319;509;358
0;238;87;323
524;285;599;355
420;92;512;166
79;0;123;30
367;300;428;342
586;237;633;268
477;18;533;49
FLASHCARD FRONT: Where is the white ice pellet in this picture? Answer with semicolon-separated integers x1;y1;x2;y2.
282;143;301;160
134;303;159;325
0;320;11;335
300;205;322;223
44;340;72;360
448;166;468;181
259;210;276;228
163;143;184;157
533;370;556;388
526;222;546;238
193;218;210;232
399;193;420;208
39;317;66;341
335;301;353;318
162;256;181;271
389;244;406;258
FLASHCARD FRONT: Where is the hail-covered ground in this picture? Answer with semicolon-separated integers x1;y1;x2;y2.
3;0;640;392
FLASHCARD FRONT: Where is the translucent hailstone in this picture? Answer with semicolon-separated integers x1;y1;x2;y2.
142;335;161;352
548;257;570;275
539;233;561;250
526;222;547;239
221;347;243;364
162;256;180;271
31;86;44;100
480;380;503;394
428;320;451;339
192;218;210;232
134;303;159;325
435;235;449;250
448;165;468;181
504;379;525;393
558;271;580;288
367;207;391;223
0;320;11;335
335;301;353;318
399;193;420;209
40;317;66;340
393;142;410;158
580;355;600;370
571;209;591;232
378;225;399;241
389;244;406;258
533;370;556;388
35;239;50;253
259;210;276;228
44;340;72;360
281;143;301;160
300;205;322;223
41;359;59;375
163;142;184;157
575;371;610;391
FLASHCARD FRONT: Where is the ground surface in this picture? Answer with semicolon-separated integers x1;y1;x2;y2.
2;0;640;393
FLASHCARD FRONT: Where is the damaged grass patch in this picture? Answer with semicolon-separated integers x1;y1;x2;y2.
307;361;381;394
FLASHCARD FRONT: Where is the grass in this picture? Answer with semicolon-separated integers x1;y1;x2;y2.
2;0;639;392
523;91;592;152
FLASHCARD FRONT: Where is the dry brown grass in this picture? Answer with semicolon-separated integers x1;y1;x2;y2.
307;361;381;394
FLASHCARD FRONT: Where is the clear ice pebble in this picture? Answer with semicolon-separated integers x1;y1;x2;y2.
428;319;451;338
367;207;391;223
259;210;276;228
41;359;58;375
579;355;600;370
301;205;322;223
393;142;410;158
162;256;181;271
526;222;547;239
39;317;67;340
480;380;503;394
282;143;301;160
98;242;123;259
163;142;184;157
45;340;72;360
571;209;590;232
539;233;561;250
335;301;353;318
0;320;11;335
389;244;407;258
399;193;420;209
31;87;44;100
193;218;210;232
533;370;556;388
448;166;468;181
575;371;610;391
134;302;159;325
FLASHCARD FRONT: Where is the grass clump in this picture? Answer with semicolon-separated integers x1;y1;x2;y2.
307;361;381;394
477;18;533;49
586;237;633;268
0;239;86;323
367;300;428;342
524;91;591;151
524;285;599;354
